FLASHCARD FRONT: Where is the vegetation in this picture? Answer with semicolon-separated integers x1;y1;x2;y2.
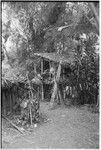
2;2;99;125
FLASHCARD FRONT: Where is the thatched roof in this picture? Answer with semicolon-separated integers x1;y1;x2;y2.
34;52;75;65
2;61;26;88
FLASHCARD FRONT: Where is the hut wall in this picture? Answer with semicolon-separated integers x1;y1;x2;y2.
1;86;18;115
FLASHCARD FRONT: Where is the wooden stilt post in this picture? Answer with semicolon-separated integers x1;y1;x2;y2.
9;91;12;113
58;88;63;106
41;58;44;101
63;86;66;100
37;86;40;115
14;86;16;104
12;88;14;108
49;61;51;78
34;63;36;73
27;72;33;125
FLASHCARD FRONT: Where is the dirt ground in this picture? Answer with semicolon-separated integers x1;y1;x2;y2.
2;102;99;149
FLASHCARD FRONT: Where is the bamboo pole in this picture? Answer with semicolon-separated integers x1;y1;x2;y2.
26;72;33;125
41;58;44;101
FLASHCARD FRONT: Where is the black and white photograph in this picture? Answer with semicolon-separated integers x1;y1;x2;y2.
1;1;99;149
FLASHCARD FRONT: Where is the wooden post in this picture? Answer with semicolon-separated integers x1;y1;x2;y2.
14;86;17;107
9;91;12;113
41;58;44;101
34;63;36;73
13;91;16;109
11;88;14;108
96;93;99;107
37;86;40;113
63;86;66;100
58;89;63;105
59;84;65;106
49;61;51;78
27;72;33;125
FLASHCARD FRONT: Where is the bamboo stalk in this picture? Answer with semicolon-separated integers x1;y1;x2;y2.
41;58;44;101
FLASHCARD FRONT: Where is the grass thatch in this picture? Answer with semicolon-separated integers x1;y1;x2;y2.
34;52;76;66
2;61;27;88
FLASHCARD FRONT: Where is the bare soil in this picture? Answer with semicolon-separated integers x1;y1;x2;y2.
2;102;99;149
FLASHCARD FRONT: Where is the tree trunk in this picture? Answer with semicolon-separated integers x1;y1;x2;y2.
50;79;58;108
50;60;62;108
